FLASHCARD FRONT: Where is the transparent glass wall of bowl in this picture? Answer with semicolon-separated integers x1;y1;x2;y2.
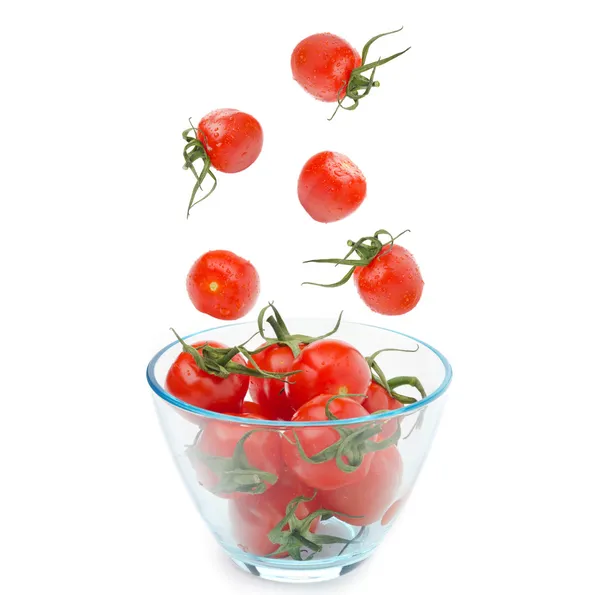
148;320;451;581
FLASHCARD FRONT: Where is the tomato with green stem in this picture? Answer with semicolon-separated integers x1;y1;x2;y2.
285;339;370;411
229;467;320;557
249;303;343;420
182;109;263;216
303;229;424;316
186;249;260;321
282;394;400;490
297;151;366;223
363;347;426;414
318;447;402;526
166;340;249;415
291;29;410;119
166;330;298;416
187;413;282;498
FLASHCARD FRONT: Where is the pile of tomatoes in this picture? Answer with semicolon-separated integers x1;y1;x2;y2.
166;304;425;558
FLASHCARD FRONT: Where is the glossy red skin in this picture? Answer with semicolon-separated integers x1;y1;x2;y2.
283;394;376;490
291;33;361;102
318;447;402;526
298;151;367;223
249;343;303;421
197;109;263;173
165;341;248;414
241;400;265;416
191;413;283;499
230;467;319;557
353;244;424;315
363;381;405;440
285;339;370;411
364;381;405;414
186;250;260;321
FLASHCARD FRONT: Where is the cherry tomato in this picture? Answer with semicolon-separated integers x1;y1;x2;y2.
298;151;367;223
291;33;361;102
188;413;283;499
165;340;248;414
249;343;304;421
197;109;263;173
353;244;423;315
282;394;377;490
318;447;402;526
186;250;260;321
364;380;405;414
285;339;370;411
230;467;319;557
381;497;406;526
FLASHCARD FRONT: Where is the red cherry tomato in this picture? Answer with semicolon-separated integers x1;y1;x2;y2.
353;244;423;315
364;380;405;413
165;340;248;414
381;497;406;526
291;33;361;102
249;343;303;421
318;447;402;526
282;394;376;490
198;109;263;173
298;151;367;223
188;413;282;499
186;250;260;321
285;339;370;411
230;467;319;557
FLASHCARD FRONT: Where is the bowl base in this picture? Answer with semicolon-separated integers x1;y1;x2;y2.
230;557;366;583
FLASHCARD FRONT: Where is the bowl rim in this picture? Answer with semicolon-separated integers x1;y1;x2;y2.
146;319;453;427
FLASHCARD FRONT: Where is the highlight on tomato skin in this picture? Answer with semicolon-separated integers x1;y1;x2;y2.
298;151;367;223
165;340;249;416
186;249;260;321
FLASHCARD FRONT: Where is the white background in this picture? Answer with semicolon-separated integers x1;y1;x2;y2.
1;0;599;593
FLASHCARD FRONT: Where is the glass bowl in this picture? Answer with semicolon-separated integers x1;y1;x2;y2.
146;319;452;583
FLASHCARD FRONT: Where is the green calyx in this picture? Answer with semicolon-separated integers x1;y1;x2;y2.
290;395;402;472
303;229;410;288
253;303;343;358
329;27;411;120
188;430;278;495
182;121;218;218
170;328;300;381
366;348;427;405
267;493;363;560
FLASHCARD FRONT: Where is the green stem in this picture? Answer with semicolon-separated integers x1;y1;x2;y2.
302;230;409;288
328;28;411;120
182;124;218;217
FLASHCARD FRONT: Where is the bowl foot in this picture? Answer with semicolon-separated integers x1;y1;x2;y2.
230;557;366;583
